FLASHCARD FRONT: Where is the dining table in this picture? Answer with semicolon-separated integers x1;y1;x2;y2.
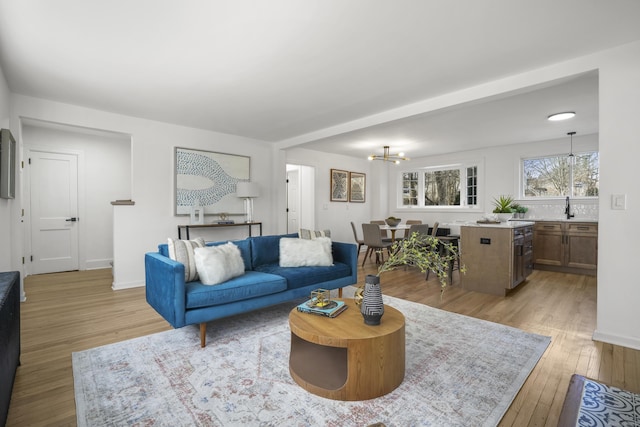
380;224;411;243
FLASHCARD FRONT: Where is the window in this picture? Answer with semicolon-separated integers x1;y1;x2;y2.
399;164;478;208
467;166;477;205
402;172;419;206
424;169;460;205
523;152;599;198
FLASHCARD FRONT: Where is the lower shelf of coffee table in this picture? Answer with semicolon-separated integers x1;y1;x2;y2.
289;334;348;390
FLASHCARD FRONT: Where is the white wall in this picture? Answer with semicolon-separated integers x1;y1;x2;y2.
4;40;640;349
385;133;600;230
287;134;599;241
283;41;640;350
593;41;640;349
285;147;372;245
11;95;275;291
0;63;12;272
21;124;131;271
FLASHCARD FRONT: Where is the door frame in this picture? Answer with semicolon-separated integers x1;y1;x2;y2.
24;146;86;276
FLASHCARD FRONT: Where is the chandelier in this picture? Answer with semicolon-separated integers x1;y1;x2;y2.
367;146;409;164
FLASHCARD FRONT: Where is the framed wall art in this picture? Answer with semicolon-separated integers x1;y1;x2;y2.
349;172;366;202
330;169;349;202
174;147;250;215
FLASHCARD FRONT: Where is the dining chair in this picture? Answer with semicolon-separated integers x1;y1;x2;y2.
430;221;439;237
425;222;461;283
370;220;393;242
361;223;394;267
401;219;422;239
406;223;430;239
400;223;431;270
350;221;364;255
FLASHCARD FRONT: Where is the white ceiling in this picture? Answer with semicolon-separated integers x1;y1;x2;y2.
1;1;639;159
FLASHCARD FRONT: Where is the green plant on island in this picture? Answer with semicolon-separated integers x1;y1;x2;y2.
492;195;515;213
515;205;528;214
376;232;466;292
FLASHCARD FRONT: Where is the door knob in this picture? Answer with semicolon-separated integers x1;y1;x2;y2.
65;217;78;222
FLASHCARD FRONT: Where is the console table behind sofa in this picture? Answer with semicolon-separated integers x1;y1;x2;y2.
0;271;20;426
178;222;262;240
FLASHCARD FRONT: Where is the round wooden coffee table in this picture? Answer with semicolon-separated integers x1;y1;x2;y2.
289;298;405;401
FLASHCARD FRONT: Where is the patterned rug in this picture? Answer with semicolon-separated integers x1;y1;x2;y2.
72;291;550;426
559;374;640;426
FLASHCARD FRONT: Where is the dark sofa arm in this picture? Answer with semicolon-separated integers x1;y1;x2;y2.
331;241;358;282
145;253;187;328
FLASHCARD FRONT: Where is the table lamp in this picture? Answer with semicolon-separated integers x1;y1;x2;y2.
236;182;259;223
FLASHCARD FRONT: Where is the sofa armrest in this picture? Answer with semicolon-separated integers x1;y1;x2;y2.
145;252;187;328
332;241;358;282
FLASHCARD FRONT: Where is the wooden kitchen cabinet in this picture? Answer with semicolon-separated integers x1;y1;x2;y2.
533;221;598;275
460;224;534;296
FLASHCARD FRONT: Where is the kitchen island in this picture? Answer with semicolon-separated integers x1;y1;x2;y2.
460;221;534;296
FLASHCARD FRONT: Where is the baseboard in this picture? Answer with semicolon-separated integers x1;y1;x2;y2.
533;265;596;276
85;258;113;270
592;329;640;351
111;280;144;291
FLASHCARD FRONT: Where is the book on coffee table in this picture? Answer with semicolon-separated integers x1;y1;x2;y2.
296;298;348;318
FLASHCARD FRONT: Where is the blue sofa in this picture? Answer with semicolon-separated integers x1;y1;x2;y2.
145;233;358;346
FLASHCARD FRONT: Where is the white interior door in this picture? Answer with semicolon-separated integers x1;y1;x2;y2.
287;169;299;233
30;151;79;274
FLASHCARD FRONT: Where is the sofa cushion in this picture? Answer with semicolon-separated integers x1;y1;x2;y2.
299;228;331;239
279;237;333;267
167;237;205;282
194;243;245;285
250;233;297;267
254;262;352;289
185;271;287;308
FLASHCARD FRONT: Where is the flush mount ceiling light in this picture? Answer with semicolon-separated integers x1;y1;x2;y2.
367;145;409;164
548;111;576;121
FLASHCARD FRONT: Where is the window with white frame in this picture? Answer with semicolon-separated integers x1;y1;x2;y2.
522;152;599;198
400;164;478;208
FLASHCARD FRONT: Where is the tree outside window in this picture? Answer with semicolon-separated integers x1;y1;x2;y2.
424;169;460;205
523;152;598;197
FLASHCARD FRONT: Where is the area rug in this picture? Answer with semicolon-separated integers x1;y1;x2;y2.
72;291;551;426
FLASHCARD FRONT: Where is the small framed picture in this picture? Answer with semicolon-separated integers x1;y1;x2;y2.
330;169;349;202
349;172;366;202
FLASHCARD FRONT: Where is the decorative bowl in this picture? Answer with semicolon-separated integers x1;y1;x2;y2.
385;218;401;227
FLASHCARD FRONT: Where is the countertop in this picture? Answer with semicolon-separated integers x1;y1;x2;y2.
460;221;535;229
510;218;599;223
442;218;598;234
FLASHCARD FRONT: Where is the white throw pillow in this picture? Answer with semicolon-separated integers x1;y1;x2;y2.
194;242;245;285
167;237;206;282
279;237;333;267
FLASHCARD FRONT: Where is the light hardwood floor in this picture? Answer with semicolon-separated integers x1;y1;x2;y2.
7;258;640;426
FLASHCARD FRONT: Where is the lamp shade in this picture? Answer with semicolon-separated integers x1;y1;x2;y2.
236;182;260;198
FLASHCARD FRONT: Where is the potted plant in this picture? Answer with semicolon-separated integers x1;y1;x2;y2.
513;204;528;218
358;232;465;325
492;195;514;221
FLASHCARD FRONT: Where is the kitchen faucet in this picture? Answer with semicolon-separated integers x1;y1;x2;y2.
565;196;575;220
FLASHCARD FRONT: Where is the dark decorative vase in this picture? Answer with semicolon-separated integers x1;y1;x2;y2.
361;274;384;325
